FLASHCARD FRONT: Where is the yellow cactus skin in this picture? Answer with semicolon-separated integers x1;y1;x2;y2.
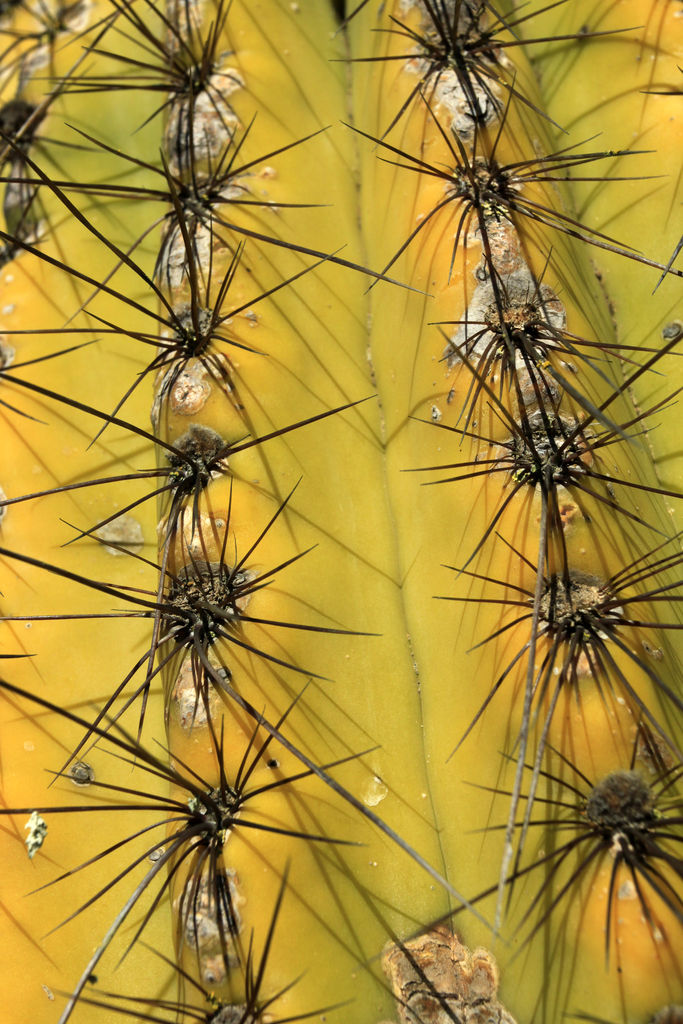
0;4;178;1022
146;2;455;1018
343;4;681;1022
0;0;680;1022
518;0;683;493
4;1;453;1020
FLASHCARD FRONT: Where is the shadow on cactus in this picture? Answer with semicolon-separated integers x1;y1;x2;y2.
0;467;370;762
444;530;683;772
349;103;679;290
63;872;349;1023
345;0;623;137
0;678;362;1023
411;321;682;568
479;732;683;968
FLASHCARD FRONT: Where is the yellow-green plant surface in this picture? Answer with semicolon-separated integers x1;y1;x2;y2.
0;1;681;1023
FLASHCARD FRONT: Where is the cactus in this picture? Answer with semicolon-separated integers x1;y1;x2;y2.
0;1;681;1023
